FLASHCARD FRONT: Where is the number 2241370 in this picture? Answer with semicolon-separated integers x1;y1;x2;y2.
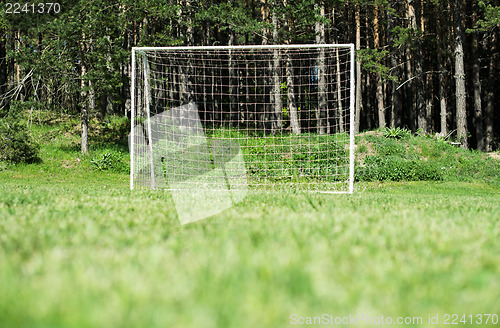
443;314;499;325
5;3;61;14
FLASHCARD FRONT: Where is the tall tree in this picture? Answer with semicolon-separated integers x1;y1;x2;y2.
80;64;89;154
410;0;425;132
471;4;484;150
435;1;448;136
285;51;300;134
315;2;327;134
484;30;496;152
0;26;7;110
373;2;385;129
331;7;345;133
271;6;283;132
283;0;300;134
454;0;467;148
404;0;416;131
388;2;402;128
354;2;362;133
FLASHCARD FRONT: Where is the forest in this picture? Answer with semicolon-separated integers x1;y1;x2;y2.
1;0;499;152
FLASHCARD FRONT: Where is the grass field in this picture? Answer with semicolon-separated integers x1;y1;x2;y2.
0;114;499;327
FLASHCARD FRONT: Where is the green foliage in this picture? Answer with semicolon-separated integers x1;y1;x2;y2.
6;0;137;114
244;133;349;182
95;115;130;147
383;126;411;139
197;2;265;44
90;152;114;171
357;48;394;80
391;26;419;49
205;129;350;183
0;104;40;163
90;149;129;174
356;132;500;185
469;1;500;32
356;155;442;182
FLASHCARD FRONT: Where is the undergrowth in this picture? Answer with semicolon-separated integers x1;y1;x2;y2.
0;110;130;175
0;102;40;163
355;130;500;185
1;110;498;186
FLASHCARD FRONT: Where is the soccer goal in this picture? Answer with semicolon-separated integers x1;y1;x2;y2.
130;44;355;194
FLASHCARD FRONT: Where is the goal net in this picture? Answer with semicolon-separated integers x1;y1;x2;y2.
130;44;355;195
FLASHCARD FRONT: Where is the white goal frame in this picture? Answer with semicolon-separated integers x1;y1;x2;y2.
130;44;355;194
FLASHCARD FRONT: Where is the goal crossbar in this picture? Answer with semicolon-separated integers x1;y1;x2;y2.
133;44;354;52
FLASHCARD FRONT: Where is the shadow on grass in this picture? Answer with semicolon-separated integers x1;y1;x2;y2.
57;143;81;153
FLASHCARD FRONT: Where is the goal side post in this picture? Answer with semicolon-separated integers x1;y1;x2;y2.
349;44;355;194
130;48;135;190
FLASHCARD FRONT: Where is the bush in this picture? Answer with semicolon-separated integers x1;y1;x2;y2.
95;115;130;146
244;134;349;182
356;155;443;182
383;127;411;139
90;150;129;173
0;108;40;163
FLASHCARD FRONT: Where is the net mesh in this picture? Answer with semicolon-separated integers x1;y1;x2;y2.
131;45;354;193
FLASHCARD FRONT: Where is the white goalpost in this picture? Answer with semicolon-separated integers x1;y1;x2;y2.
130;44;355;194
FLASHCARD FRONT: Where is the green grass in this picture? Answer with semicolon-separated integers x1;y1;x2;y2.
207;129;350;183
0;115;499;328
356;131;500;186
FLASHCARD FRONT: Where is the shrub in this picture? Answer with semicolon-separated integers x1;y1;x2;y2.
243;134;349;182
95;115;130;146
356;155;442;182
90;150;129;173
383;127;411;139
0;107;40;163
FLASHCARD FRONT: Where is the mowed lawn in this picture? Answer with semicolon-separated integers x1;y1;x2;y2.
1;164;499;327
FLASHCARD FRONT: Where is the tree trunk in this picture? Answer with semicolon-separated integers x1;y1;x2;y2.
16;29;21;88
0;28;7;109
454;0;467;148
354;4;362;133
331;8;344;133
436;5;448;136
388;6;402;128
286;50;300;134
272;12;282;132
472;8;484;150
228;31;237;125
261;0;269;43
283;0;299;134
88;79;96;117
79;28;90;155
185;0;194;46
484;31;496;152
81;65;89;154
411;0;426;132
373;4;385;129
405;0;415;131
315;3;327;134
336;48;344;133
177;3;192;105
425;74;433;131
